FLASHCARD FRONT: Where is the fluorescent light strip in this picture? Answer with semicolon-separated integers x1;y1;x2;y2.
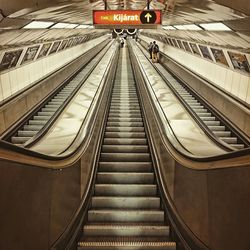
76;25;90;29
173;25;186;30
51;23;79;29
182;24;202;30
199;22;231;31
65;23;78;29
23;21;54;29
162;26;176;30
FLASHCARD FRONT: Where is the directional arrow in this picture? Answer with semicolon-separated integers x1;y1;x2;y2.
145;13;152;23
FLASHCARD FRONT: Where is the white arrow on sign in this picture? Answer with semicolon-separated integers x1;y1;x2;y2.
145;13;152;23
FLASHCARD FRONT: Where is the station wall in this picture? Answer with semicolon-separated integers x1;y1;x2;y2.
0;35;109;104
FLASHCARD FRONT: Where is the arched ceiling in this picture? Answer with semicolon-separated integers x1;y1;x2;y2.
0;0;249;51
0;0;249;25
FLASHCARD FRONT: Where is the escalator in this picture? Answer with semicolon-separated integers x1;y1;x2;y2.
3;41;111;147
136;41;250;151
77;48;176;249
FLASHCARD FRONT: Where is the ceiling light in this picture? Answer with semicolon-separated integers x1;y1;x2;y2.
23;21;54;29
65;24;78;29
182;24;202;30
51;23;69;28
199;22;231;31
76;25;90;29
173;25;186;30
162;26;176;30
51;23;78;29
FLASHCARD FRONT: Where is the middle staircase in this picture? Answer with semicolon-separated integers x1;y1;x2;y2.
78;47;176;249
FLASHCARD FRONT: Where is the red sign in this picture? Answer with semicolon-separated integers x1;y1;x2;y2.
93;10;161;26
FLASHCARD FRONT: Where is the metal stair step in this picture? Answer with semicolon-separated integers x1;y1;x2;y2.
100;153;150;162
91;197;160;209
11;137;31;144
23;125;43;131
95;184;157;196
104;138;147;145
78;240;176;250
200;116;216;121
83;224;169;237
220;137;238;144
108;114;142;118
213;131;231;137
102;145;148;153
104;132;146;138
99;162;152;172
208;126;226;131
230;144;245;149
42;107;58;112
203;121;220;126
108;118;142;122
17;130;37;137
37;111;55;116
105;127;144;132
96;172;154;184
88;210;164;222
33;115;51;120
28;120;47;125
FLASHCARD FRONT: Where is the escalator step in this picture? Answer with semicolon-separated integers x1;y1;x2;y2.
83;224;169;237
88;210;164;223
23;125;43;131
100;153;150;162
91;196;160;209
106;122;143;127
18;130;37;137
105;127;144;132
95;184;157;196
78;240;176;249
96;172;154;184
103;138;147;145
11;137;31;144
104;132;146;138
98;162;152;172
102;145;148;153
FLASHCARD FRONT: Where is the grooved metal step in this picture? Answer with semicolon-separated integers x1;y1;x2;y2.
88;210;164;222
96;172;154;184
99;162;152;172
78;240;176;250
102;145;148;153
103;138;147;145
91;197;160;209
94;184;157;196
100;153;150;162
83;224;169;237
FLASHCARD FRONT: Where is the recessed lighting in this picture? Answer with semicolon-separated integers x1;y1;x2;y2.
23;21;54;29
162;26;176;30
199;22;231;31
76;25;90;29
182;24;202;31
51;23;79;29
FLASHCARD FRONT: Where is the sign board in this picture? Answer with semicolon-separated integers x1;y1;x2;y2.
93;10;161;29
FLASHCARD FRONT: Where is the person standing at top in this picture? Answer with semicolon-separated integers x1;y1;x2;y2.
148;42;153;59
152;41;159;63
